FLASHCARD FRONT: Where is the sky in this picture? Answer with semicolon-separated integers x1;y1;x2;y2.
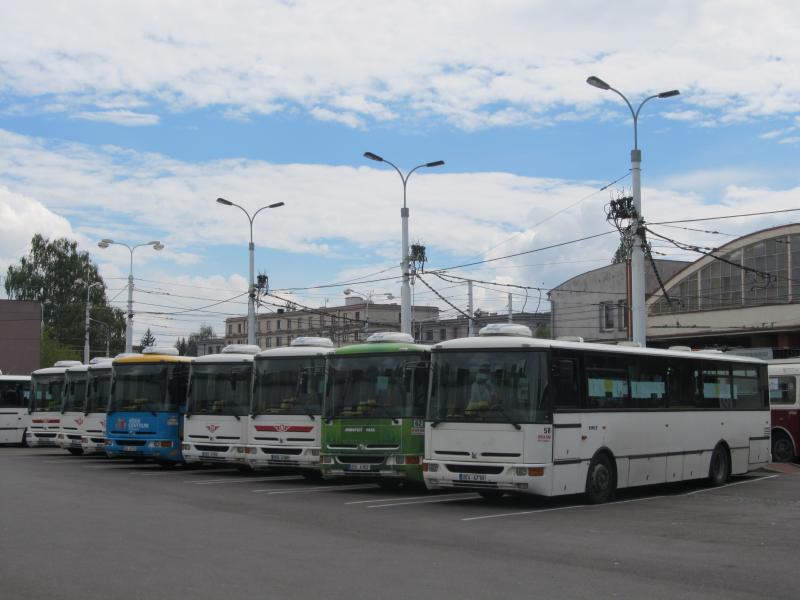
1;0;799;348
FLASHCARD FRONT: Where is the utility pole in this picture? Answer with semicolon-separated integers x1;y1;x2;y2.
508;293;513;323
467;280;474;336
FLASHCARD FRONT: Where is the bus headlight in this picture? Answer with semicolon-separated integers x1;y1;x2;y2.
182;444;190;451
321;455;334;464
423;462;439;473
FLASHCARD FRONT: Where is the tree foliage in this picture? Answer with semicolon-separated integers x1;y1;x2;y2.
5;234;126;363
140;328;156;348
175;325;215;356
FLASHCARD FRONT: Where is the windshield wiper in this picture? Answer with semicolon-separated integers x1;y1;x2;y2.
300;405;316;421
482;405;522;430
371;403;399;424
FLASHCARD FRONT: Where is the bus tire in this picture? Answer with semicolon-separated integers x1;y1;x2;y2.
585;453;615;504
67;448;84;456
771;431;794;463
477;489;504;500
19;430;28;448
708;444;731;486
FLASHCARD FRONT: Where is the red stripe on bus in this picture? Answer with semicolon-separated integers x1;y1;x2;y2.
254;425;314;432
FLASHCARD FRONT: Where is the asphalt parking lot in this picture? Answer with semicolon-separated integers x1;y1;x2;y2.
2;447;798;600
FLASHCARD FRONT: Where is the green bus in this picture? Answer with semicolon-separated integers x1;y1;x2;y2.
320;332;430;486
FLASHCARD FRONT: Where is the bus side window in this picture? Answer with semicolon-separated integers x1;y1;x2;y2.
553;357;581;409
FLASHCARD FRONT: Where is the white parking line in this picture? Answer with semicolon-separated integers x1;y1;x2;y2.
461;475;780;522
132;468;239;477
368;495;482;509
682;474;778;495
254;484;377;494
345;493;475;505
189;475;303;485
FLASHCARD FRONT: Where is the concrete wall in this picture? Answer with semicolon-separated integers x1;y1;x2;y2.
0;300;41;374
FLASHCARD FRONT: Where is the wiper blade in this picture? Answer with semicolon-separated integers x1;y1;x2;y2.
484;406;521;430
371;403;399;424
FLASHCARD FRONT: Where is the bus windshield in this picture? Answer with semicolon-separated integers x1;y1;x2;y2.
63;374;88;413
85;371;111;413
325;353;429;420
31;375;65;412
253;358;326;416
0;380;30;409
428;351;550;424
109;363;188;413
189;363;252;416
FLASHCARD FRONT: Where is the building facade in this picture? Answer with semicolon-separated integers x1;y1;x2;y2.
548;259;690;343
224;296;439;348
0;299;41;374
417;311;551;343
646;223;800;354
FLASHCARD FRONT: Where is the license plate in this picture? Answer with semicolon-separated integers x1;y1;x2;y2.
348;463;372;471
458;473;487;482
269;454;290;461
122;446;137;452
201;451;218;458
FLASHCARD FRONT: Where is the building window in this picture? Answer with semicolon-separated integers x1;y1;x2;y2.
425;330;433;341
617;301;628;332
237;323;242;333
354;332;359;342
266;320;271;330
600;301;615;331
440;328;446;340
276;320;281;330
266;337;272;348
227;324;232;334
276;336;282;347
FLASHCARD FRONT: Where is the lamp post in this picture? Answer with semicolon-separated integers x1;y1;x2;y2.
97;239;164;353
586;76;679;347
216;197;284;346
89;318;112;357
363;151;444;336
76;278;103;363
343;288;394;334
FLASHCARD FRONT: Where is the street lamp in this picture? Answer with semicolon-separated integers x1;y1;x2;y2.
586;76;679;347
344;288;394;333
75;278;104;363
363;151;444;336
97;239;164;353
216;197;284;346
89;317;113;358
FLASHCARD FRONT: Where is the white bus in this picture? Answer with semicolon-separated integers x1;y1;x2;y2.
0;374;31;445
28;361;82;447
58;362;103;455
81;357;115;454
245;337;335;476
182;345;259;467
423;324;771;503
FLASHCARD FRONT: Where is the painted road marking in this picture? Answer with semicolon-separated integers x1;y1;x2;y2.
368;495;482;509
253;483;377;494
461;475;779;522
345;492;475;505
189;475;303;485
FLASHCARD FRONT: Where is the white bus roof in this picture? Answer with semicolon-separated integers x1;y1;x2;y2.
0;375;31;381
433;335;766;364
255;345;337;359
192;352;255;364
65;364;90;374
31;362;82;376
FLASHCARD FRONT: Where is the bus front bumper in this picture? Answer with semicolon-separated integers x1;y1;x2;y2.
56;433;83;450
81;436;107;454
423;460;552;495
26;430;58;447
105;439;183;462
245;445;320;470
183;443;247;465
320;454;423;482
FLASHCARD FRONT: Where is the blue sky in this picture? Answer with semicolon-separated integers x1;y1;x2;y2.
1;1;799;345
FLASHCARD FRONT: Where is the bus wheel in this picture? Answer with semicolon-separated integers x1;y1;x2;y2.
477;489;504;500
585;453;615;504
771;432;794;463
19;430;28;448
67;448;84;456
708;444;731;486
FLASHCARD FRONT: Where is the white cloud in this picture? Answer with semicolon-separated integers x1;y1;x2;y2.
73;110;160;126
0;2;798;128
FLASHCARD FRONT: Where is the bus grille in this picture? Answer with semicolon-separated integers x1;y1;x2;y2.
445;464;504;475
114;439;146;446
336;455;385;464
262;447;303;455
195;444;229;452
453;481;499;489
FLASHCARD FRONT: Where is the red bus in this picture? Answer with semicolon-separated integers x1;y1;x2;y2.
768;359;800;462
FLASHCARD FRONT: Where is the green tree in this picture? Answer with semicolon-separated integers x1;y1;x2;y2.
5;234;126;364
187;325;215;357
140;328;156;348
41;327;81;365
175;337;188;356
534;322;551;339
